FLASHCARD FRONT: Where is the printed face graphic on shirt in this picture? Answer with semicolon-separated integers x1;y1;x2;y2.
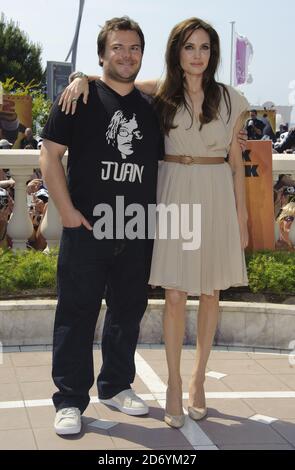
106;110;143;159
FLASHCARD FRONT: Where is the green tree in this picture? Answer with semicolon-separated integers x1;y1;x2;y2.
0;13;44;86
31;89;52;135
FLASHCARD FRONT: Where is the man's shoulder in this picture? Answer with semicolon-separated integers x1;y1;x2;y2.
71;82;99;115
134;88;154;106
88;80;97;93
80;80;97;104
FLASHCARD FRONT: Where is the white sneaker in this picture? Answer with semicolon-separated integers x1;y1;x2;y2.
54;407;81;435
100;389;149;416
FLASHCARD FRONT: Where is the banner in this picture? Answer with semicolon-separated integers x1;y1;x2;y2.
244;140;275;251
234;34;253;86
0;94;32;148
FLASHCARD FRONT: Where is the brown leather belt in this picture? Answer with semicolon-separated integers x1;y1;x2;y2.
164;155;225;165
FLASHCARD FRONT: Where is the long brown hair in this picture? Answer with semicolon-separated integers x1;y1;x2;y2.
154;17;231;135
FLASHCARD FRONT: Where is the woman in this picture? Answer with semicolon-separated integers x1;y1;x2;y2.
275;201;295;250
59;17;249;428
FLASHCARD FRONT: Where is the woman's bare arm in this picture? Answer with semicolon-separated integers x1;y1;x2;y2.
58;72;99;115
134;79;160;96
228;113;249;249
59;73;160;115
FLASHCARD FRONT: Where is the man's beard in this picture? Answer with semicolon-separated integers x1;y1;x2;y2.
106;63;141;83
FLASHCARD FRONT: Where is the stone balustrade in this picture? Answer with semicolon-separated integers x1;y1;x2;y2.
0;149;295;250
0;150;66;249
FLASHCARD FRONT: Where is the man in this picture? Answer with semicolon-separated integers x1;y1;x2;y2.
21;128;38;149
274;127;295;153
245;109;265;140
261;113;276;142
40;17;162;436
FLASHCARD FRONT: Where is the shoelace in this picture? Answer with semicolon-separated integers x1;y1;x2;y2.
59;408;78;419
127;390;141;403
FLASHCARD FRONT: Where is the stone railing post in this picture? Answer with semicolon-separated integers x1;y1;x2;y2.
0;151;38;249
7;166;34;249
0;150;67;250
39;196;62;249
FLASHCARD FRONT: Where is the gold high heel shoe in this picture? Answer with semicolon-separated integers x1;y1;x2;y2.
164;388;185;429
164;412;185;428
188;382;207;421
188;406;207;421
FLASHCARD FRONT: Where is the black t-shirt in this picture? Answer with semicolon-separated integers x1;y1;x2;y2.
42;80;163;231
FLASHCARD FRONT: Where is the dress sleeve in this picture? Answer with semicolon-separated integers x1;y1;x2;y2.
231;87;250;124
225;86;250;150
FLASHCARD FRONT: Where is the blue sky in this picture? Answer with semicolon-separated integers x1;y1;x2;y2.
1;0;295;107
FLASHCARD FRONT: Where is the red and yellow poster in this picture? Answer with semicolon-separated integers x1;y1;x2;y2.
0;94;32;148
244;140;275;251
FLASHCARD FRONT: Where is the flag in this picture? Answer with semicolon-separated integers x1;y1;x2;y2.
234;34;253;86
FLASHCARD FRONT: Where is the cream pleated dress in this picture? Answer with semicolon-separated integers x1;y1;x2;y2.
149;85;249;296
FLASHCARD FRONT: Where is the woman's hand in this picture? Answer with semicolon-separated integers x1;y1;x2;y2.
58;77;89;115
238;213;249;249
237;128;247;152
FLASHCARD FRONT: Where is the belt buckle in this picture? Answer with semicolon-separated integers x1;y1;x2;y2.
182;155;194;164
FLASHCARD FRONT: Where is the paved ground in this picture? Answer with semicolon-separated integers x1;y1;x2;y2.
0;345;294;450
